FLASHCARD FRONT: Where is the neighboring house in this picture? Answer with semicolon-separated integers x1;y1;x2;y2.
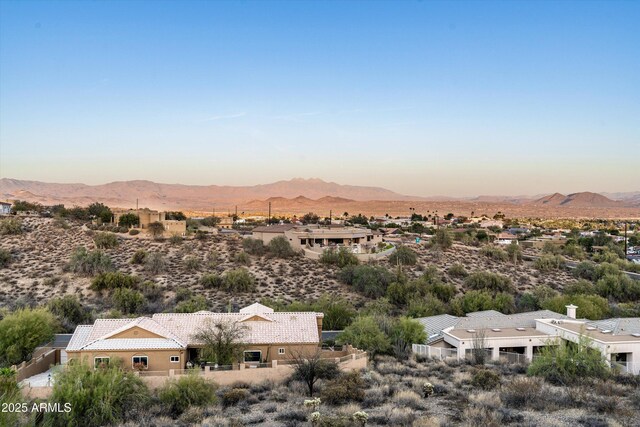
0;201;11;215
416;306;640;374
495;232;518;245
218;217;234;229
479;219;504;229
251;224;384;253
66;303;324;371
112;208;186;235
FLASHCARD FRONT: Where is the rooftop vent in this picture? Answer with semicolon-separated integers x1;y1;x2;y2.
467;329;476;333
631;333;640;338
491;328;502;332
516;327;526;331
601;330;612;334
586;327;596;331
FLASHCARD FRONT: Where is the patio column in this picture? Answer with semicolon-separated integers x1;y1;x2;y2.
525;345;533;362
491;347;499;361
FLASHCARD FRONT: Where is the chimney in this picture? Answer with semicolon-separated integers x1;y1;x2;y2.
566;304;577;319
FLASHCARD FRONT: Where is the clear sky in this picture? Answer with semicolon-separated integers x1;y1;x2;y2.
0;0;638;197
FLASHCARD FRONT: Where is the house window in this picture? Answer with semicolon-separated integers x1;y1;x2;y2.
243;350;261;363
278;348;285;355
170;356;180;363
94;357;110;368
132;356;148;369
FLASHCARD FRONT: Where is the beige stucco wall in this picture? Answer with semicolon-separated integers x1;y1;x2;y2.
67;349;186;371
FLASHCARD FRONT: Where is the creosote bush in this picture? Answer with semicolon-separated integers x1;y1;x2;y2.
389;246;418;266
471;369;501;390
267;235;297;258
144;252;166;275
0;248;11;268
67;247;114;276
93;232;119;249
0;218;22;235
130;249;147;264
90;272;140;292
222;268;256;292
221;388;249;407
320;246;359;268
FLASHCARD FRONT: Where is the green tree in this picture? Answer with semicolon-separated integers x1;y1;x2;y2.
0;308;57;366
112;288;146;314
222;268;256;292
320;246;359;268
291;350;340;397
118;213;140;228
464;271;514;294
87;202;113;223
48;295;93;332
339;264;395;298
432;228;453;249
301;212;320;224
242;237;265;255
93;232;118;249
267;235;297;258
165;211;187;221
147;221;165;238
541;294;609;320
175;296;209;313
337;316;391;356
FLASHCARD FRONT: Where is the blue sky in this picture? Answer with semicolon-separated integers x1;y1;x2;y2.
0;0;638;196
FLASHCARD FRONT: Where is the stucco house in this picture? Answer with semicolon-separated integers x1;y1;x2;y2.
112;208;186;235
0;201;11;215
66;303;324;372
415;306;640;374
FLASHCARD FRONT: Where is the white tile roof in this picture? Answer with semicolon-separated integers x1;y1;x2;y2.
67;306;323;352
240;303;274;314
153;312;321;345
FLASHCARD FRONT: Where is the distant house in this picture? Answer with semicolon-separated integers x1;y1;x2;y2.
0;202;11;215
112;208;186;235
66;303;324;371
218;217;234;229
415;307;640;374
479;219;503;229
495;232;518;245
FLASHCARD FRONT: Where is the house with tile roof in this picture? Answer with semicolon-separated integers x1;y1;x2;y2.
66;303;324;372
415;306;640;374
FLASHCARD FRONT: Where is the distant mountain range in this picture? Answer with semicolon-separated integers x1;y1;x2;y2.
0;178;637;212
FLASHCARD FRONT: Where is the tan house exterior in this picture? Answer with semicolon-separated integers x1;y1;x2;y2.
66;304;324;371
112;208;186;236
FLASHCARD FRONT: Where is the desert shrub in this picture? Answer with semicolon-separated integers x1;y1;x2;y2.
471;369;501;390
388;246;417;266
528;336;610;385
451;290;515;315
169;234;182;245
67;247;114;276
271;295;356;330
175;296;208;313
448;263;468;278
242;238;265;255
183;255;201;271
0;308;57;366
320;371;365;405
128;229;140;236
500;377;543;408
47;295;93;332
144;252;166;275
199;273;224;289
534;254;565;271
492;293;516;314
480;246;508;261
0;248;11;268
291;354;340;397
157;372;216;417
573;261;597;281
43;361;150;427
139;281;163;302
541;241;562;255
118;213;139;228
505;241;522;262
339;264;395;298
595;273;640;302
337;316;391;356
234;251;251;266
267;235;297;258
432;228;453;249
541;294;609;320
175;288;193;303
130;249;147;264
563;279;596;295
392;317;427;345
320;246;359;267
221;388;249;407
562;243;586;260
0;218;22;235
93;232;119;249
464;272;514;294
222;268;256;292
90;272;140;291
392;390;425;411
112;288;146;314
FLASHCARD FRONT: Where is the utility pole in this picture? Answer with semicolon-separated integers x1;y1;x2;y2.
235;205;238;218
329;210;332;226
268;202;271;226
212;205;215;218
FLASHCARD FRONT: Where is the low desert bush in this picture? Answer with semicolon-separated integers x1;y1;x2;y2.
199;273;224;289
158;372;217;417
500;377;543;408
471;369;501;390
93;232;119;249
145;252;167;275
183;255;201;271
221;388;249;407
0;218;22;235
267;235;297;258
320;371;366;405
320;246;359;267
0;307;57;366
534;254;565;271
48;295;93;331
0;248;11;268
174;295;208;313
339;264;395;298
67;247;114;276
242;237;265;255
112;288;146;314
128;229;140;235
234;251;251;266
480;246;508;261
392;390;425;410
131;249;148;264
222;268;256;292
389;246;418;266
464;272;514;294
169;234;183;245
447;263;468;278
90;272;140;291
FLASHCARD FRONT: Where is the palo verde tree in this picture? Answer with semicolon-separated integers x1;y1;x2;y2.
291;349;340;397
193;319;248;365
